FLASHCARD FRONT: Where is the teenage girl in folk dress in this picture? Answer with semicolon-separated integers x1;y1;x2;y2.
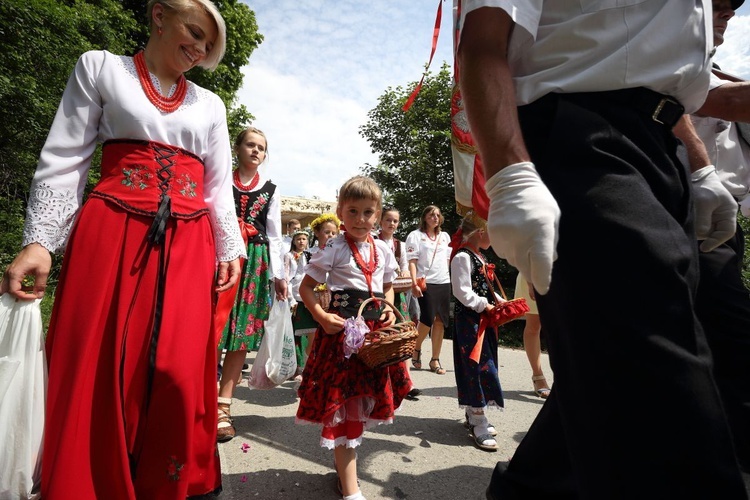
378;206;422;400
296;176;412;500
216;127;287;442
450;215;505;452
285;229;311;375
0;1;243;496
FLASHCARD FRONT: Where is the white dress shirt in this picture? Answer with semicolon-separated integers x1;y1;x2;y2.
456;0;712;113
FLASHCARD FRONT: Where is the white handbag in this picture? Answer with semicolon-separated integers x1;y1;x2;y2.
0;294;46;500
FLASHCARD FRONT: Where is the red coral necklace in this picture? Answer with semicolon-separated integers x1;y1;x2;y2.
233;170;260;191
345;233;378;295
134;51;187;113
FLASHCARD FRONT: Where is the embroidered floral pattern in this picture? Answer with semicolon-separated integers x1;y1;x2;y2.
239;192;270;224
176;173;197;197
167;455;184;481
121;165;152;190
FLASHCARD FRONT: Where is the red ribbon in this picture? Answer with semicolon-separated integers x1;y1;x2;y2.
213;219;256;343
402;0;443;112
469;313;492;363
484;263;495;283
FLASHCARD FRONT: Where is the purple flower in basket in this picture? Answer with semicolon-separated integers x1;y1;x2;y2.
343;316;369;358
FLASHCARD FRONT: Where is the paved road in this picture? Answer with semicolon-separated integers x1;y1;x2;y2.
218;340;551;500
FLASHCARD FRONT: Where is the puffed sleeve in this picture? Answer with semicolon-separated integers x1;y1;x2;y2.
379;240;398;284
405;230;421;262
451;252;488;312
202;94;246;261
265;187;284;280
23;51;105;253
397;240;409;273
304;240;335;283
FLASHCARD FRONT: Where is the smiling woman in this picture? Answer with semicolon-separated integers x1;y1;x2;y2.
0;0;244;498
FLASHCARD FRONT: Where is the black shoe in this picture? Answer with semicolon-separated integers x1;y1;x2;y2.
405;388;422;400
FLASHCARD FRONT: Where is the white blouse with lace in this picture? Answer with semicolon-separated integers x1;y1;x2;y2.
22;50;245;262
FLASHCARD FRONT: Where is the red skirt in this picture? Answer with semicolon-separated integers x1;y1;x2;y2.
42;198;220;499
296;318;412;448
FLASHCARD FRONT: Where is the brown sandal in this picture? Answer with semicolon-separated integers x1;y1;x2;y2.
217;397;235;442
411;349;422;370
429;358;446;375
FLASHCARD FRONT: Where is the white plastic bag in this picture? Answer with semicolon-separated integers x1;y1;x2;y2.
0;294;46;500
248;298;296;389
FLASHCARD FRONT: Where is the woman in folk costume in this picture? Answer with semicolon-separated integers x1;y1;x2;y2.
0;0;243;497
216;126;286;442
450;213;505;452
296;176;412;500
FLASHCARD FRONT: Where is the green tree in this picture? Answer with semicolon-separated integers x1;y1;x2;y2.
359;63;525;345
359;64;458;235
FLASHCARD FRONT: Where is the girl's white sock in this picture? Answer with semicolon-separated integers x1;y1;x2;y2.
343;491;366;500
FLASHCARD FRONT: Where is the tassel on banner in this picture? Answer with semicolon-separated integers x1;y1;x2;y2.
402;0;443;112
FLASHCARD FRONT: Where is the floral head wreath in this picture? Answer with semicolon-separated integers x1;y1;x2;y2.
292;229;310;239
310;213;341;232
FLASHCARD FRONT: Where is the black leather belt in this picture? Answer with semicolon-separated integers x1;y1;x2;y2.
586;87;685;128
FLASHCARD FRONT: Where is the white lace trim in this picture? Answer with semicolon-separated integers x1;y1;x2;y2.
320;435;363;450
212;209;246;261
23;182;78;253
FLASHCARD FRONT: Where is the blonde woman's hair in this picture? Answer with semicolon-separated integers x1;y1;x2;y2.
337;176;382;210
147;0;226;70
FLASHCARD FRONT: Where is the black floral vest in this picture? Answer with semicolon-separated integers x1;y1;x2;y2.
453;248;496;320
233;180;276;244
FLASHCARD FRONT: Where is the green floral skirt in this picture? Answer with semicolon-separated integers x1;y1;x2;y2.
394;291;411;322
219;242;271;352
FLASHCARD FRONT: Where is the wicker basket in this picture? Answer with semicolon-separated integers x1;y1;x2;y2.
355;297;418;370
315;288;331;310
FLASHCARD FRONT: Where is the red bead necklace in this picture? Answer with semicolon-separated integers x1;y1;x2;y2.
426;230;438;241
233;170;260;191
345;233;379;294
134;51;187;113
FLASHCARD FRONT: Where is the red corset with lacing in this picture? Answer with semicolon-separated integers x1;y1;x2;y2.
90;139;209;219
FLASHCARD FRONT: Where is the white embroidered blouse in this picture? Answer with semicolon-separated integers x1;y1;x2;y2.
22;50;245;261
304;237;397;293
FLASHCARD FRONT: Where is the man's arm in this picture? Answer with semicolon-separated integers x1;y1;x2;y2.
673;115;737;251
695;76;750;122
457;7;560;294
457;7;529;177
673;115;712;172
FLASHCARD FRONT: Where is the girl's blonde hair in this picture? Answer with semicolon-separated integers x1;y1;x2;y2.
458;212;486;241
147;0;227;70
233;126;268;156
337;176;382;210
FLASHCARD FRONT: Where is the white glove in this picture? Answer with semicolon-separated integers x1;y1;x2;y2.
485;162;560;294
691;165;737;252
740;196;750;218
